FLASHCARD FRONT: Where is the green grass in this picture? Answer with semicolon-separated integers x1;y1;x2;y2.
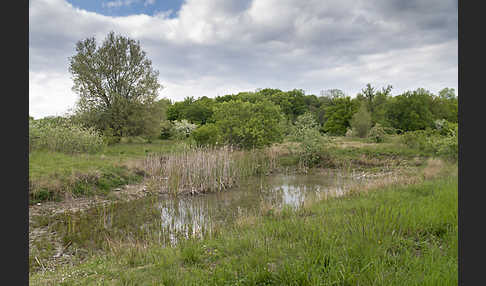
30;174;458;285
29;139;182;179
28;139;186;204
28;134;450;204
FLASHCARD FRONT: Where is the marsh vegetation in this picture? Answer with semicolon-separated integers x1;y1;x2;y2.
28;32;458;285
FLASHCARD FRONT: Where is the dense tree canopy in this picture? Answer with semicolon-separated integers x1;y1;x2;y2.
167;96;214;125
162;84;457;144
385;89;435;132
431;88;458;123
322;96;359;136
212;100;284;148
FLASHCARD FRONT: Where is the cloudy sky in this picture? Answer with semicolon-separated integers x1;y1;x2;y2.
29;0;457;119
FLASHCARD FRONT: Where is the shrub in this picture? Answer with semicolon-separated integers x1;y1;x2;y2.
102;127;121;145
368;123;386;143
345;128;353;137
159;120;173;139
400;126;457;161
172;120;197;140
434;119;457;137
29;118;106;154
400;130;435;151
382;126;398;135
212;100;284;149
435;136;458;161
191;123;221;147
298;129;330;168
435;125;458;161
289;112;319;141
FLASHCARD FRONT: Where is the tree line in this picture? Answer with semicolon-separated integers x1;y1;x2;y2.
32;32;457;149
165;85;457;141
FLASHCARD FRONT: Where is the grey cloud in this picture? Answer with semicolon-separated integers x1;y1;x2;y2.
29;0;457;117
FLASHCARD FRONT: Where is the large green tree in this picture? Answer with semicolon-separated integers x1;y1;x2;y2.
316;89;346;125
167;96;215;125
322;96;359;136
385;88;435;132
356;84;392;125
430;88;458;123
69;31;162;138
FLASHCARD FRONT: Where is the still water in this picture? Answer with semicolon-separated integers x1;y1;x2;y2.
149;172;354;245
61;172;364;247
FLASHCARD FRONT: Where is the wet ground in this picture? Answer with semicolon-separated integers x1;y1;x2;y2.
29;168;393;272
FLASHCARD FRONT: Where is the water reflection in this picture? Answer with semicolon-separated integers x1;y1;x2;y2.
59;172;363;248
147;172;356;245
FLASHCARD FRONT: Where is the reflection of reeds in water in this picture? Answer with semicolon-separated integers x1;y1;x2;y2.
143;146;277;195
158;199;213;247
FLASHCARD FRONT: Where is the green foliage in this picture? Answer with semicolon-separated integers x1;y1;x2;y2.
431;88;458;123
212;100;284;149
191;123;221;147
400;126;458;161
350;103;372;138
214;89;317;123
167;96;215;125
289;112;319;141
159;120;173;139
185;101;214;125
382;126;399;135
386;88;435;131
431;121;458;161
286;112;329;167
167;102;183;121
359;83;377;113
161;84;458;142
400;130;436;151
298;130;330;168
29;117;106;154
356;84;392;125
434;119;457;136
101;127;122;145
69;31;161;138
171;120;197;140
322;96;359;136
435;129;458;161
368;123;386;143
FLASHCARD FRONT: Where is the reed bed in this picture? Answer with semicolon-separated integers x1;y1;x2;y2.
143;146;277;195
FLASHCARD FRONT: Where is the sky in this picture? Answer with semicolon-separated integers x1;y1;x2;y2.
29;0;458;119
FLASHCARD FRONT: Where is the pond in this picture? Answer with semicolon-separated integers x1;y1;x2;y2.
54;171;364;249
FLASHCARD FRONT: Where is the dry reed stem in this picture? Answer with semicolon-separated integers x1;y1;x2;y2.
422;158;445;179
142;146;274;195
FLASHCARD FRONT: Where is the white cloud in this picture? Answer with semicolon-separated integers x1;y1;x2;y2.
144;0;155;7
102;0;138;9
29;0;457;118
29;71;78;119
